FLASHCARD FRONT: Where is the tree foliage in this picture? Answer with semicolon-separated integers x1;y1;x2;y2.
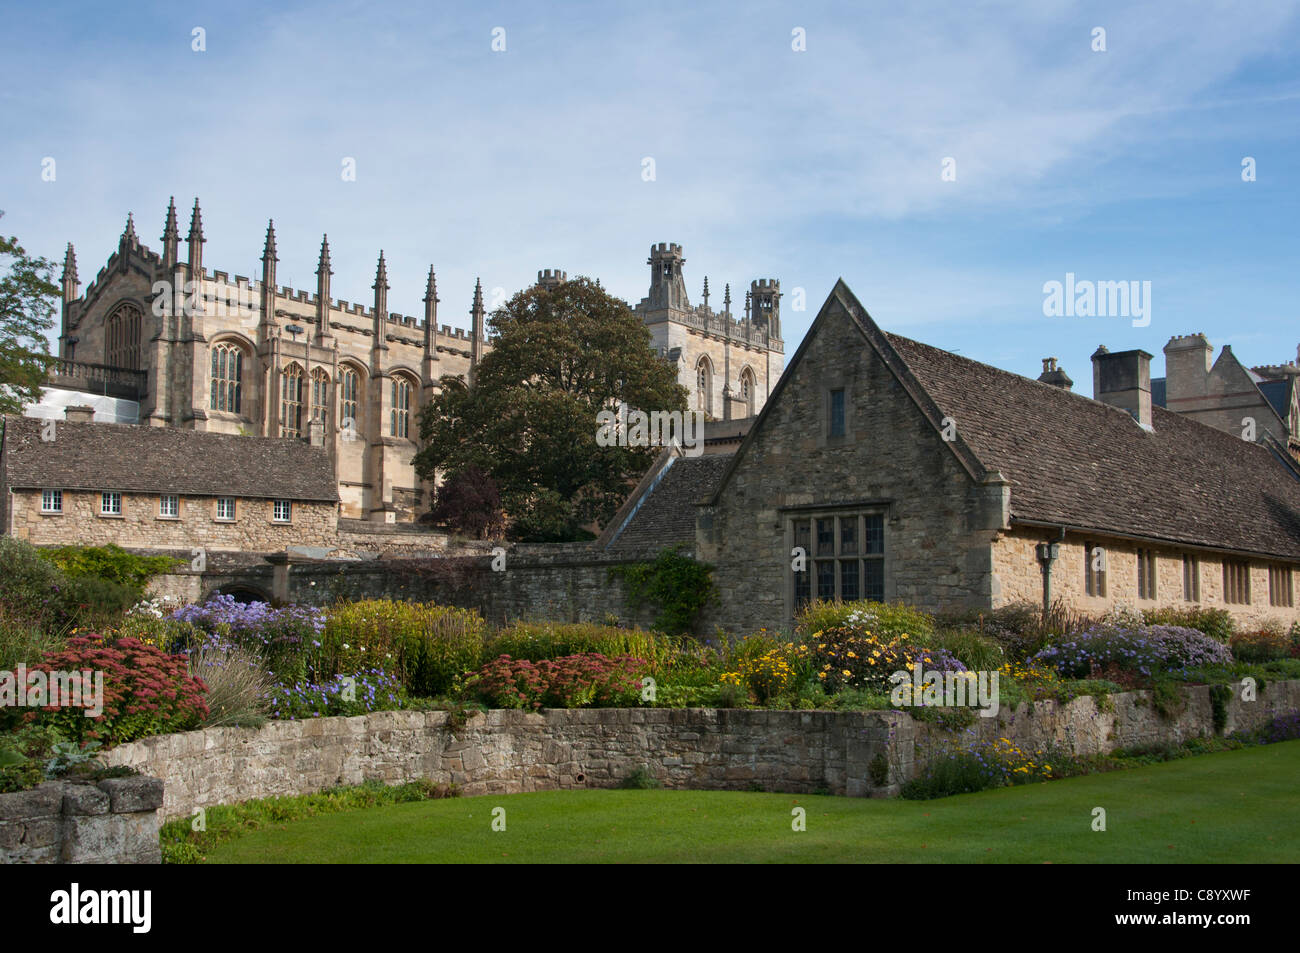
415;276;687;541
0;216;58;415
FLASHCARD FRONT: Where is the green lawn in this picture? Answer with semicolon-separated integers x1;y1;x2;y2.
202;740;1300;863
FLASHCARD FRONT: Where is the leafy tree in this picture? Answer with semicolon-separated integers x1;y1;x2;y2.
416;276;687;541
0;214;58;415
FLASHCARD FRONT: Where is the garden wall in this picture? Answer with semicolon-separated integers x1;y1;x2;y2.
103;680;1300;822
232;544;669;630
0;776;163;864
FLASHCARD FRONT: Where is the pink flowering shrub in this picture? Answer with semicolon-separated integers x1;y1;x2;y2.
16;635;209;745
467;653;646;709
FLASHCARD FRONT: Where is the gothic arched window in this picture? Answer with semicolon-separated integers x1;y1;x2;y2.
391;375;414;439
695;357;713;416
210;342;244;414
310;368;330;425
105;304;143;370
279;363;304;438
340;366;361;436
740;367;756;416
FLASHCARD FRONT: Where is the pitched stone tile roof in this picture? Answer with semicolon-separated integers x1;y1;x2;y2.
885;334;1300;559
1;415;338;502
606;453;732;551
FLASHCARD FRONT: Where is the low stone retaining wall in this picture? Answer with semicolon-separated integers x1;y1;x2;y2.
101;680;1300;822
0;776;164;864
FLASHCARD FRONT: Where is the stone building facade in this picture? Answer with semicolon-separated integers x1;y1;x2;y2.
1154;332;1300;457
679;281;1300;631
55;200;486;523
634;243;784;421
0;413;339;552
52;210;778;524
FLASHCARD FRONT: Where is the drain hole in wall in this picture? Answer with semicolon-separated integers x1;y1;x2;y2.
576;773;586;783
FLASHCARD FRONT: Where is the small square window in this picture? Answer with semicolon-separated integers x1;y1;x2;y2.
41;489;62;514
215;497;236;521
160;494;179;518
273;500;292;523
100;492;121;516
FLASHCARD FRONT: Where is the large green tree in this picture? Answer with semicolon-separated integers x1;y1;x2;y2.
0;214;58;415
416;276;688;541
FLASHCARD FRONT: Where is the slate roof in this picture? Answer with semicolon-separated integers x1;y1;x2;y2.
605;453;732;551
1;415;339;502
885;333;1300;560
1257;378;1292;424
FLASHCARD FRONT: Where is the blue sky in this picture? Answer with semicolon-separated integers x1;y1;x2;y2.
3;0;1299;387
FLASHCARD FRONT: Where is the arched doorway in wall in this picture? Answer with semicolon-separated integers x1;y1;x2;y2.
208;585;271;604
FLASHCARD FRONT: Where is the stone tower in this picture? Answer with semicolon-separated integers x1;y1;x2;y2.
634;243;784;421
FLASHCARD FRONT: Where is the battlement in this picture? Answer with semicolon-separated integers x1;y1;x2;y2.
650;242;683;257
1253;363;1299;378
440;325;472;341
538;269;566;281
751;278;780;291
1165;333;1210;349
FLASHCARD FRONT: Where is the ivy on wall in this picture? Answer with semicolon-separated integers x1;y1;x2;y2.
609;547;717;636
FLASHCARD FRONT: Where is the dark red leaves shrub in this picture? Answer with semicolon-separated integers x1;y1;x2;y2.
468;653;645;709
18;635;208;746
431;466;506;540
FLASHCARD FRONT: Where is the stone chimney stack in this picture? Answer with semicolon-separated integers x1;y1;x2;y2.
1092;346;1153;428
1037;357;1073;390
1163;333;1213;406
63;405;94;424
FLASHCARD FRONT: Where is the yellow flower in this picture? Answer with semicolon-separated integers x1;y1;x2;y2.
842;669;852;677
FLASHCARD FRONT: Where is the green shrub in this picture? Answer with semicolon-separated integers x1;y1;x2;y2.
868;753;890;787
619;766;662;789
323;601;486;697
609;547;717;635
0;537;70;629
0;724;64;793
935;600;1093;661
0;606;65;670
1150;679;1187;720
488;621;668;665
1230;628;1291;662
796;599;935;644
40;544;179;591
59;575;140;628
931;628;1005;671
1208;683;1233;734
109;613;199;654
1142;606;1235;643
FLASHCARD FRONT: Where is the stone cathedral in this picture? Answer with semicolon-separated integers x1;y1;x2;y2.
48;199;785;523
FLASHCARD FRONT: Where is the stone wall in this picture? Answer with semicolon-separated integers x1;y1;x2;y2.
101;680;1300;822
0;776;163;864
255;544;664;629
105;709;894;821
